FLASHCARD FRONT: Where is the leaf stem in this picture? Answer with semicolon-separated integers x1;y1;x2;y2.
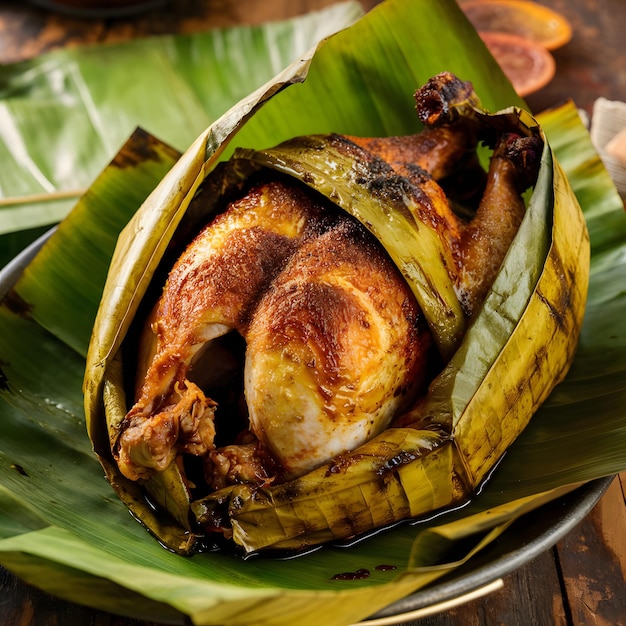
0;189;85;208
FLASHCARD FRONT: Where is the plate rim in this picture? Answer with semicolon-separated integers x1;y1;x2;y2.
365;476;612;620
0;231;614;623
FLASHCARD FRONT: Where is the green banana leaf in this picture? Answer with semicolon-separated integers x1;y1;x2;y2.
0;1;363;268
0;0;625;625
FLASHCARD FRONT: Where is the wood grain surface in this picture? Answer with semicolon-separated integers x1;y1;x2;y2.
0;1;625;624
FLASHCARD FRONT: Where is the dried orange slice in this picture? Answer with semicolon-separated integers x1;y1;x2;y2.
479;31;556;97
462;0;572;50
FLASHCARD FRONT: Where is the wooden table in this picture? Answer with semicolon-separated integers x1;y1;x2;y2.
1;1;625;624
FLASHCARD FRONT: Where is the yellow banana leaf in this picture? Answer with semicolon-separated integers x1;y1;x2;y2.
0;0;624;625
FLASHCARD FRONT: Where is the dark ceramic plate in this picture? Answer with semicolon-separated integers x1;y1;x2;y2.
365;476;611;623
0;231;612;625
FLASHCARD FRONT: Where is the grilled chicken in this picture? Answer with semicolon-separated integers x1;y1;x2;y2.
358;130;537;317
116;179;341;480
116;176;431;485
115;77;541;490
243;218;431;479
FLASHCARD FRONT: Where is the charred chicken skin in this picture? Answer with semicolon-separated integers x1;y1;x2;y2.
115;74;542;495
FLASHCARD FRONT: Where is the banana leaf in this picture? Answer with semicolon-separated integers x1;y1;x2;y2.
0;1;625;625
0;1;363;268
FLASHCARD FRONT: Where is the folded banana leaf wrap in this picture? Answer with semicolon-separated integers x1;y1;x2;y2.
84;73;589;555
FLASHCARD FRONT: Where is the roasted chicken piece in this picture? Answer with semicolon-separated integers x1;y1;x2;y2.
116;176;431;486
116;179;341;481
350;129;538;317
243;218;431;479
114;76;542;494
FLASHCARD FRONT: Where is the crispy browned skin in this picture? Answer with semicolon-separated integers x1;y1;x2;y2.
346;131;540;317
348;125;476;182
244;218;430;478
456;133;536;314
116;178;429;484
116;180;341;480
